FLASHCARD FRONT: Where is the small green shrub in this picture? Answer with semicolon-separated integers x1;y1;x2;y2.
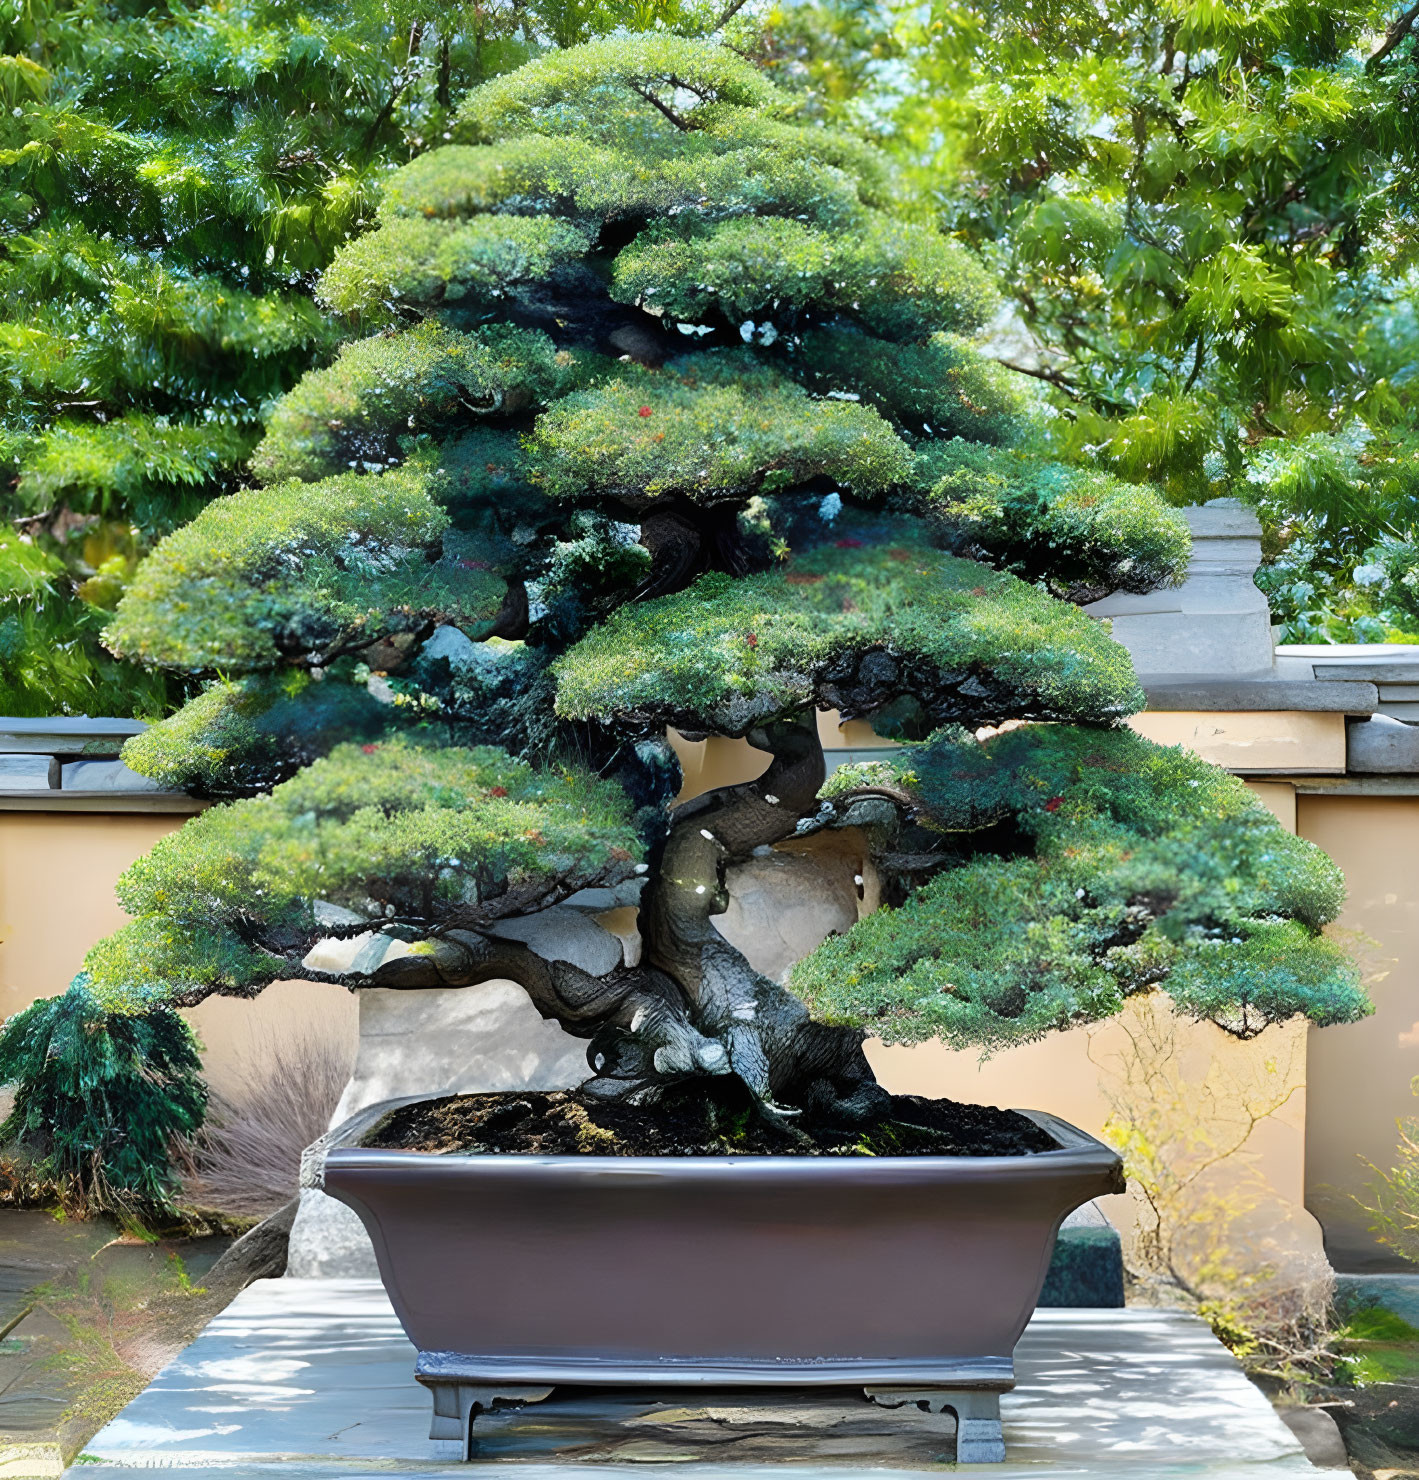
0;982;206;1217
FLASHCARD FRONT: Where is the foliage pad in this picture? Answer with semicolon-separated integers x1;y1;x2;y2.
795;725;1366;1046
85;739;645;1010
528;358;912;508
121;673;392;797
916;442;1192;599
105;467;505;673
554;543;1144;732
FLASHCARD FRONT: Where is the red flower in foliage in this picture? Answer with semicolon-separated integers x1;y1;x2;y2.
361;743;380;754
488;786;508;798
1044;796;1064;812
746;632;759;649
638;406;653;417
835;537;864;549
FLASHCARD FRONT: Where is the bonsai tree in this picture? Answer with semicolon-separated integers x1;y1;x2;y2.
60;35;1367;1128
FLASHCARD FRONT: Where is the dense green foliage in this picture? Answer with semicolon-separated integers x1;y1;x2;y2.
119;673;391;796
917;442;1191;599
251;323;581;484
797;725;1365;1046
757;0;1419;640
526;358;913;508
0;0;682;717
104;465;506;671
102;34;1348;1046
0;982;205;1212
84;738;645;1011
554;542;1144;731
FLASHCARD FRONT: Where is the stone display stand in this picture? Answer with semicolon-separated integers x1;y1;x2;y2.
417;1364;1010;1463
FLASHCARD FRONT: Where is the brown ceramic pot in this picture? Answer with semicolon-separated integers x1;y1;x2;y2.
319;1104;1123;1462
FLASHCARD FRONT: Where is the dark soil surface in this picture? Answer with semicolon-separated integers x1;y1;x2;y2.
363;1080;1057;1158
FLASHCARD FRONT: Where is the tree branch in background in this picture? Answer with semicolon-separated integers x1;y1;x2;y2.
1183;334;1207;394
993;357;1083;400
1369;0;1419;67
708;0;752;31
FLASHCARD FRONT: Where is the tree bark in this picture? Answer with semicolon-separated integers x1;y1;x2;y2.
291;710;884;1115
636;711;885;1114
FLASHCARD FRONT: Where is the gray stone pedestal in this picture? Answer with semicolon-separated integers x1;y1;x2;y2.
1086;499;1276;681
74;1281;1322;1477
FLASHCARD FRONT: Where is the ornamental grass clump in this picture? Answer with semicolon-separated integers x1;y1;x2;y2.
10;35;1367;1146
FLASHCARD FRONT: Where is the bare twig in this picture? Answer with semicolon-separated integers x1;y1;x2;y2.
993;356;1084;400
707;0;752;30
631;83;691;131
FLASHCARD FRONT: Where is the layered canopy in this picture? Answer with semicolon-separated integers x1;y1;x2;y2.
86;36;1362;1096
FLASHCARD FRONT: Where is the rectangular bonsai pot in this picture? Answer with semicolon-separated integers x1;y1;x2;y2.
318;1102;1123;1460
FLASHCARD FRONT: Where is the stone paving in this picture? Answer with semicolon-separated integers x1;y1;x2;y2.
68;1278;1321;1477
0;1211;239;1479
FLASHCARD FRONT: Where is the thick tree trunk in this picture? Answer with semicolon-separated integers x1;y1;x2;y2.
636;712;885;1114
300;710;884;1115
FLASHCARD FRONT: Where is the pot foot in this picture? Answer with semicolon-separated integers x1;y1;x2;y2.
864;1387;1005;1463
424;1382;554;1454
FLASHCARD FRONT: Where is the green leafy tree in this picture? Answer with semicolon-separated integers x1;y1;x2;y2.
752;0;1419;641
22;37;1365;1138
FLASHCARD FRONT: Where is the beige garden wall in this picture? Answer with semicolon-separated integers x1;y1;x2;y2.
0;811;357;1101
1299;795;1419;1270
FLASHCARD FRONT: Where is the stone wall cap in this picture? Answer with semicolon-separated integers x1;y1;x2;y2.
0;790;203;813
1273;643;1419;684
0;716;147;754
1275;642;1417;658
1312;661;1419;682
1141;678;1379;713
1346;713;1419;775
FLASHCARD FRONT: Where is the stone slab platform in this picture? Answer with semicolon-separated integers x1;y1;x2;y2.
69;1279;1317;1478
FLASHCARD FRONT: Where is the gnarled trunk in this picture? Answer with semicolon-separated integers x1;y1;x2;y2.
332;709;884;1117
634;711;884;1114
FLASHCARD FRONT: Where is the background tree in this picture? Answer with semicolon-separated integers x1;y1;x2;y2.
751;0;1419;643
5;37;1368;1166
0;0;721;717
